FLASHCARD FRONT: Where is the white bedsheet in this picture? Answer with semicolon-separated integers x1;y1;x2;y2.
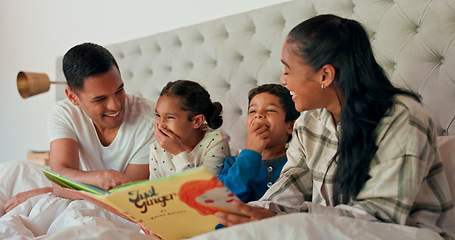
190;213;444;240
0;161;447;240
0;193;141;239
0;161;141;239
0;161;51;217
12;212;443;240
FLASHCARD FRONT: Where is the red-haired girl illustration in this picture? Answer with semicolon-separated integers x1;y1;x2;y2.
179;177;238;216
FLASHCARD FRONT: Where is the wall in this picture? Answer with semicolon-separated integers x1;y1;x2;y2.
0;0;290;163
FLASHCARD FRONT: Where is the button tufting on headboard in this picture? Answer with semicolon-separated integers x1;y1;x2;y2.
55;0;455;153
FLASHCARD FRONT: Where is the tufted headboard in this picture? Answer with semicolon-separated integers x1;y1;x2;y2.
56;0;455;153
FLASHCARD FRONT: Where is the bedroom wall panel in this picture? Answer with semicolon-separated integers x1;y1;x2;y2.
55;0;455;153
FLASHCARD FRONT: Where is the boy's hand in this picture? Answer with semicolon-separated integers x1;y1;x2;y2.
154;123;186;156
245;120;270;153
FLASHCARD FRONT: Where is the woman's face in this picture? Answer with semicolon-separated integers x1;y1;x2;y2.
279;41;325;112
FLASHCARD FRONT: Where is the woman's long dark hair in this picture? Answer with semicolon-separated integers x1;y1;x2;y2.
287;14;420;204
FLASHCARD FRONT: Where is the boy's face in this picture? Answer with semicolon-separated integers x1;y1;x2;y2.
66;67;126;132
155;94;195;142
247;93;294;149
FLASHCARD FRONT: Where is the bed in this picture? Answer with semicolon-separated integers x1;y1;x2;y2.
1;0;454;239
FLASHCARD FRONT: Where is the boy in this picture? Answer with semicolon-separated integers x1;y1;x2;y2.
218;84;300;202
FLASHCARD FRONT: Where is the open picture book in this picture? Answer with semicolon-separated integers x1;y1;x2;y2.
42;167;247;240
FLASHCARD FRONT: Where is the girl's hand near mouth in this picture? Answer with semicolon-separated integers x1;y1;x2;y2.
154;123;186;155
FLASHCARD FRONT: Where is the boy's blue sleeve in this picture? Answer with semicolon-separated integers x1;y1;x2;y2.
217;149;262;202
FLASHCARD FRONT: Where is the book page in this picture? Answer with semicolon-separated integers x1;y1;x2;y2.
88;167;245;240
43;167;246;240
42;169;107;195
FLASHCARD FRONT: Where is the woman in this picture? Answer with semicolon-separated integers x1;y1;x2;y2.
215;14;454;239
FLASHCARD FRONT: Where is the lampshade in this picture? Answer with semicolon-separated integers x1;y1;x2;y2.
17;71;66;98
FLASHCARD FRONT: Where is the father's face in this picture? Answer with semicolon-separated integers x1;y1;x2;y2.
67;66;126;132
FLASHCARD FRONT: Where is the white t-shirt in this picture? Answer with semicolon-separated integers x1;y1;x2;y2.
48;94;155;173
149;128;231;179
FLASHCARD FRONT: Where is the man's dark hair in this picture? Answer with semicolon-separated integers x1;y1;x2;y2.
62;42;119;92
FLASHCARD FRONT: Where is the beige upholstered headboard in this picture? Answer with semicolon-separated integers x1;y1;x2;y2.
56;0;455;153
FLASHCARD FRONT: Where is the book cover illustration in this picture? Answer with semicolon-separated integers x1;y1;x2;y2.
42;167;246;240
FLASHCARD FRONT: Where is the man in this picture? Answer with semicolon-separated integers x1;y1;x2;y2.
4;42;154;211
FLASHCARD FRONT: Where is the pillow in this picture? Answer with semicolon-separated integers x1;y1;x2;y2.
437;136;455;203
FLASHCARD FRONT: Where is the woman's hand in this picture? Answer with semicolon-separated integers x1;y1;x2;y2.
215;199;277;227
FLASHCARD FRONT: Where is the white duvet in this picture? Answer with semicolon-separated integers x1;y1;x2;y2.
0;161;445;240
0;161;142;239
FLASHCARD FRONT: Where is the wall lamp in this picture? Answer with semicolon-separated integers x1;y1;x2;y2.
17;71;66;99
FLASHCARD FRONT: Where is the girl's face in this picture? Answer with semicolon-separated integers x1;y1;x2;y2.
155;94;195;142
279;41;325;112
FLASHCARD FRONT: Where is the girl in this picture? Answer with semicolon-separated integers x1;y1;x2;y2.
149;80;231;179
